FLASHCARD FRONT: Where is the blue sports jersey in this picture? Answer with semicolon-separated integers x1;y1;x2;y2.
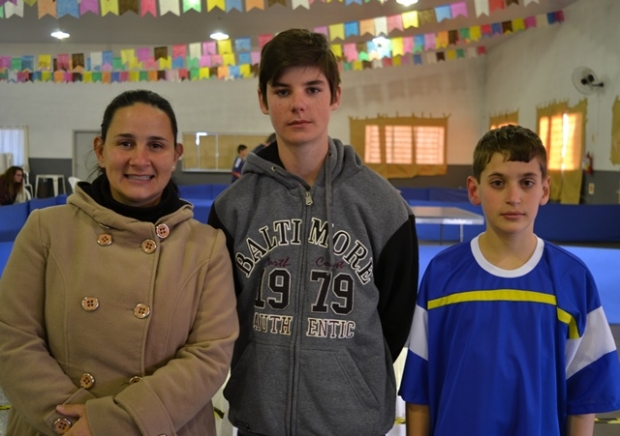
231;156;245;183
399;236;620;436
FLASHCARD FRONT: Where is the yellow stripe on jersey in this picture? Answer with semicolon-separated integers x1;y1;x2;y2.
557;307;580;339
427;289;580;338
428;289;556;309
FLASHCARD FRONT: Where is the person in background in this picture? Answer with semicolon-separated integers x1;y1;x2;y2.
0;89;239;436
208;28;418;436
231;144;248;183
400;125;620;436
251;133;276;154
0;165;30;205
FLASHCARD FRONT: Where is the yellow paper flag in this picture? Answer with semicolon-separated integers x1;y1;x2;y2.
217;40;233;54
240;64;252;78
100;0;120;16
199;67;211;79
391;37;404;57
512;18;525;32
402;11;419;29
223;54;236;66
328;24;345;41
330;44;343;59
84;72;93;83
121;49;135;66
470;26;481;42
38;54;52;70
207;0;225;11
129;71;140;82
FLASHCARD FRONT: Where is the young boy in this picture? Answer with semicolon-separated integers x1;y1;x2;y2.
231;144;248;183
208;29;419;435
399;125;620;436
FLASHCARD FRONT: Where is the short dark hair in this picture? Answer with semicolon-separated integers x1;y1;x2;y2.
472;125;548;181
100;89;178;142
237;144;248;154
259;29;341;107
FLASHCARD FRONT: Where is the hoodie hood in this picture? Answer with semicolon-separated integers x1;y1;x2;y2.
242;137;364;190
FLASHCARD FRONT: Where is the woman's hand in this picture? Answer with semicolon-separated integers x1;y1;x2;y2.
56;404;93;436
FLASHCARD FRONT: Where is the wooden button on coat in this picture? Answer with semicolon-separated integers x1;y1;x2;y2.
53;417;72;434
155;223;170;239
134;303;151;319
141;239;157;254
81;297;99;312
97;233;113;246
129;376;142;384
79;373;95;389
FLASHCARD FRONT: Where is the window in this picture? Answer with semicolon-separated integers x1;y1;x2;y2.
489;111;518;130
351;115;448;179
181;132;267;171
537;100;587;204
611;97;620;166
538;113;582;172
0;127;29;173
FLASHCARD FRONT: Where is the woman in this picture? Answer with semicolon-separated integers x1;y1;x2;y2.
0;90;239;436
0;165;30;205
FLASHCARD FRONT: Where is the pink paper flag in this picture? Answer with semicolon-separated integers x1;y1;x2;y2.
424;34;436;51
403;36;414;54
524;16;536;29
450;1;467;19
200;55;212;67
203;41;217;55
172;44;187;59
80;0;99;15
140;0;156;16
387;15;403;33
136;47;151;62
258;34;273;48
251;51;261;65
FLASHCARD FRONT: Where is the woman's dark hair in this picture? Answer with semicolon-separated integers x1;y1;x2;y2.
100;89;178;142
94;90;180;195
2;166;24;200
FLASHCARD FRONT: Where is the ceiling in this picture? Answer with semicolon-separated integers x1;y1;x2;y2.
1;0;579;51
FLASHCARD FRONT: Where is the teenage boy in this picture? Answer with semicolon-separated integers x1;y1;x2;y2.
208;28;419;436
231;144;248;183
400;125;620;436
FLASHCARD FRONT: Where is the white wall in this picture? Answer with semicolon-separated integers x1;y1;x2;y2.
0;43;486;164
485;0;620;172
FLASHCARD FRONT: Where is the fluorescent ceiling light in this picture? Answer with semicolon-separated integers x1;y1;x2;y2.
395;0;418;5
373;37;389;48
210;32;229;41
51;30;70;40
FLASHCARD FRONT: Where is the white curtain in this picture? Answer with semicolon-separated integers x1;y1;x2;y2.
0;127;29;173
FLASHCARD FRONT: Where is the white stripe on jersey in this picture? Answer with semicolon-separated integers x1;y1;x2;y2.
566;306;617;379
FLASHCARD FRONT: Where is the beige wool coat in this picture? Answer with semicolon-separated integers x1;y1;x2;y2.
0;187;238;436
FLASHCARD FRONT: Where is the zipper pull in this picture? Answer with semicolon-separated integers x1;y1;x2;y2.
305;191;313;206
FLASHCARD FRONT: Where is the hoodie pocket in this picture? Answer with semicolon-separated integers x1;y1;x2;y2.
295;348;381;436
224;341;289;435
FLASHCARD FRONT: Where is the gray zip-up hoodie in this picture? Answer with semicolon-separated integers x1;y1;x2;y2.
209;138;418;436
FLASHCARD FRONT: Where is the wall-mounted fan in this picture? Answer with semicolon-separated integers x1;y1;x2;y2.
572;67;604;95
